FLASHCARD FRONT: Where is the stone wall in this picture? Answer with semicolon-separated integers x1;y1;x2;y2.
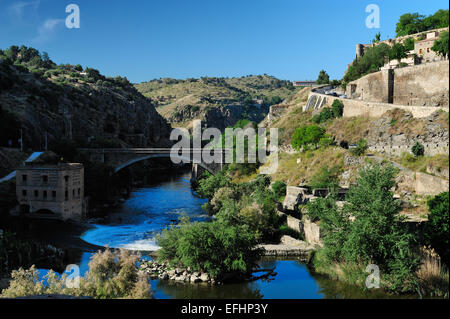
302;218;322;247
414;172;449;196
305;92;448;119
346;69;392;103
346;60;449;107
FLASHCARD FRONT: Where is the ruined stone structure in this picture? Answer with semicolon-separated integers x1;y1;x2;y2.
15;163;86;221
355;27;449;60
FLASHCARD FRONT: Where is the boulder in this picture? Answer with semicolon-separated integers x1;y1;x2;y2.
200;273;210;282
190;275;201;283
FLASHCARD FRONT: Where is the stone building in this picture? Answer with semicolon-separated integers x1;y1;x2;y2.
355;27;449;60
414;30;447;63
15;163;87;221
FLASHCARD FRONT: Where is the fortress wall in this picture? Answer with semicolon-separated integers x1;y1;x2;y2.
305;92;448;119
392;61;449;107
346;60;449;107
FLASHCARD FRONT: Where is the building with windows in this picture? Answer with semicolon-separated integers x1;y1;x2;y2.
15;163;87;221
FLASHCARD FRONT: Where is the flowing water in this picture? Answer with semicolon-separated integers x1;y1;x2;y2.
35;169;411;299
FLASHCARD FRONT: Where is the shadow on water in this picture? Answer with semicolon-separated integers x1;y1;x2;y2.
6;166;418;299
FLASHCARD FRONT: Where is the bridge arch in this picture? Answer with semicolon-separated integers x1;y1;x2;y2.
114;153;216;174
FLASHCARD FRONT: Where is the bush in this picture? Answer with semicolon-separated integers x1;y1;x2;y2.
196;171;230;199
1;249;152;299
157;218;262;279
424;192;449;266
272;181;286;198
350;138;368;156
331;100;344;118
309;164;420;292
309;165;340;190
291;125;326;151
411;142;425;157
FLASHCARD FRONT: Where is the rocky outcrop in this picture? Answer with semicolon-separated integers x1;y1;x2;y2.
139;260;216;284
0;58;172;151
259;235;314;258
366;110;449;156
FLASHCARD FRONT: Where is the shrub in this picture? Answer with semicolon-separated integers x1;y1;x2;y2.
291;125;326;151
272;181;287;198
331;100;344;118
319;134;334;148
1;249;152;299
411;142;425;157
309;165;340;190
309;164;420;293
424;192;449;266
196;171;231;199
350;138;368;156
156;218;262;279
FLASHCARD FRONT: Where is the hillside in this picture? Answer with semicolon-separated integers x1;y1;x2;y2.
135;75;300;130
0;46;171;152
259;88;449;220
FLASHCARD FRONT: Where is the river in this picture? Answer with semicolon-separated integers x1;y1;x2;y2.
34;169;409;299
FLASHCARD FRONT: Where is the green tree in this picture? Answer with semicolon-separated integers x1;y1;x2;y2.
291;125;326;151
372;32;381;43
432;31;449;58
404;37;415;51
309;164;420;292
389;43;408;63
343;43;391;84
331;99;344;118
424;192;449;266
411;142;425;157
396;13;426;36
316;70;330;85
350;138;368;156
196;171;231;199
157;218;263;279
270;96;282;105
272;181;286;198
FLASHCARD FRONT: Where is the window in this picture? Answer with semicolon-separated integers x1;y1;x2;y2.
78;188;81;197
52;191;56;198
34;190;39;198
22;175;27;182
72;189;75;197
43;191;47;199
42;175;48;183
427;48;430;53
64;175;69;183
22;190;27;197
65;190;69;201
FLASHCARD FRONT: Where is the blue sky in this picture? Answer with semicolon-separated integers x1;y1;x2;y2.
0;0;448;83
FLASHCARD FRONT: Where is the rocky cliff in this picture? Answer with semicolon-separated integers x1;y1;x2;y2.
135;75;299;130
0;46;171;151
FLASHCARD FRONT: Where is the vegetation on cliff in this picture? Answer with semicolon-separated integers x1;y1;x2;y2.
308;164;421;293
395;9;449;37
0;45;171;150
135;75;299;129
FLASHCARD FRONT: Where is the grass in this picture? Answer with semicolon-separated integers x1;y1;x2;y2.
397;152;449;174
260;146;348;186
417;249;449;298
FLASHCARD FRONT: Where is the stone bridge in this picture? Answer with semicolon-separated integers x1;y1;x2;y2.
78;148;229;179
